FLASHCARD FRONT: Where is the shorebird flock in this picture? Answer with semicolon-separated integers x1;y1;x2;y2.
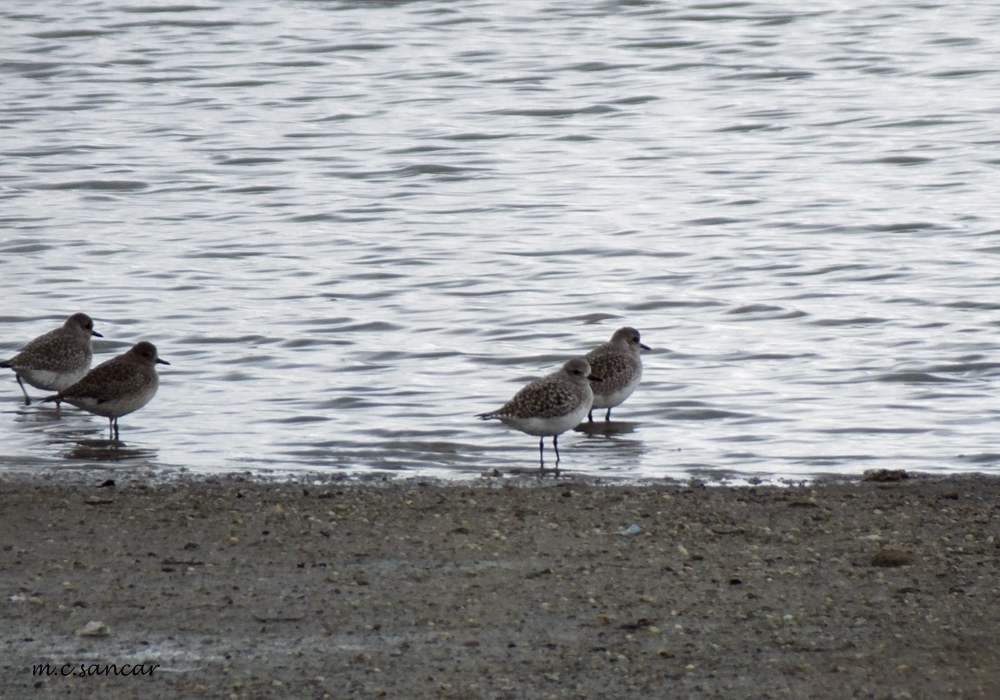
478;326;648;471
3;315;647;468
1;314;169;442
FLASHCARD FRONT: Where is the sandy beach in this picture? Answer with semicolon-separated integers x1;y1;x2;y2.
2;469;999;699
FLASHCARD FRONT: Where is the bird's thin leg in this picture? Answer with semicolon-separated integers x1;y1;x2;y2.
553;435;561;465
114;418;120;442
588;409;593;423
16;376;30;406
538;437;545;469
605;407;612;421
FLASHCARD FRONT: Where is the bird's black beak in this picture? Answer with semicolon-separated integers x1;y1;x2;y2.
92;330;103;338
157;358;170;365
640;343;650;351
589;374;602;382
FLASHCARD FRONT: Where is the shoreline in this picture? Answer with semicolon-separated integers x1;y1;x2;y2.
3;470;999;699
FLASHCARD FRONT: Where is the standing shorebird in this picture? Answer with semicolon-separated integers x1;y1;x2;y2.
0;313;103;405
477;357;600;470
43;341;169;441
585;326;649;422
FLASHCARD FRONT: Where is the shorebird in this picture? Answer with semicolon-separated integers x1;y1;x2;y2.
44;341;169;441
1;313;103;405
477;357;599;470
585;326;649;422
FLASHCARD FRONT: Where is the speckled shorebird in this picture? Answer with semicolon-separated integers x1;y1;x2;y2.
585;326;650;422
477;357;600;469
0;313;103;405
43;341;169;441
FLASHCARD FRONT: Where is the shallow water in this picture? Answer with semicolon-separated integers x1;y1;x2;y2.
3;1;1000;482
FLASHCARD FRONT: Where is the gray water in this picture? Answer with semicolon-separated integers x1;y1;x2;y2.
3;1;1000;482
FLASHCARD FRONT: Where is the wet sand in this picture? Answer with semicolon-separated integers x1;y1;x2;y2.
2;469;999;699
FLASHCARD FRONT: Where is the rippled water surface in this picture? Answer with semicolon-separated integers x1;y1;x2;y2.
3;1;1000;482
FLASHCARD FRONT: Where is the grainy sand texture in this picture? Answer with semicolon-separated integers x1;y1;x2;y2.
2;470;999;699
